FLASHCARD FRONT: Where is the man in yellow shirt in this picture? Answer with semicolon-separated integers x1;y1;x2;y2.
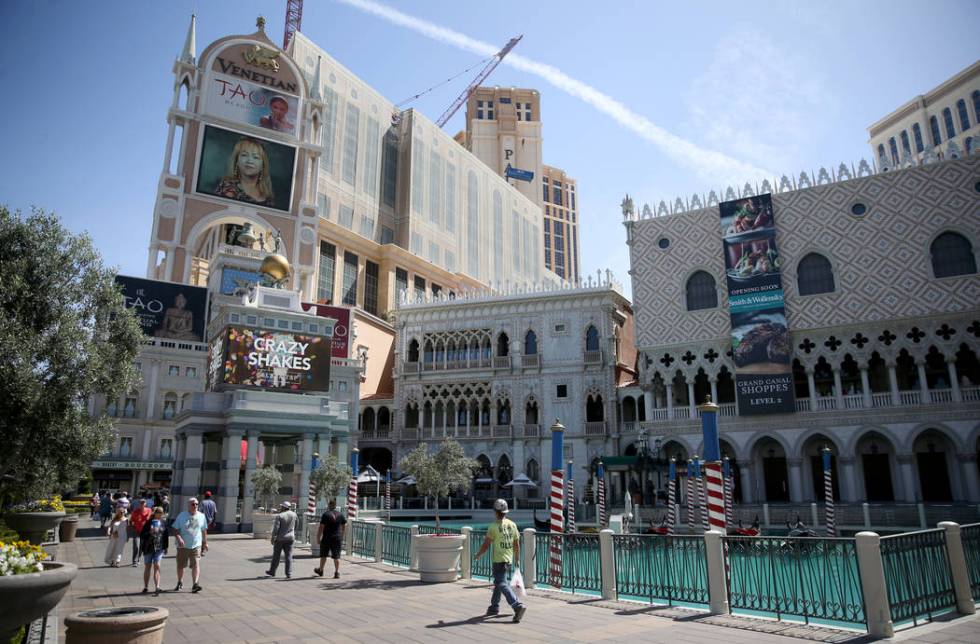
475;498;527;623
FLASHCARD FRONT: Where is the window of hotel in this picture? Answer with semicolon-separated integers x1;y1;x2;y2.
339;205;354;229
685;271;717;311
119;437;133;458
476;100;485;119
162;392;177;420
542;178;549;203
524;330;537;355
411;138;425;215
467;171;480;277
585;326;600;352
362;116;380;197
957;99;970;131
381;226;395;244
445;163;456;233
930;116;942;146
523;103;532;121
105;399;118;417
431;283;442;297
359;215;375;239
428;241;439;265
168;365;180;376
321;88;338;175
318;193;331;219
342;251;358;306
912;123;924;152
877;144;886;164
317;241;336;304
900;130;910;155
364;260;379;316
180;393;191;410
942;107;956;139
160;439;173;460
341;103;359;185
570;186;576;210
487;101;494;119
124;393;138;417
888;137;899;164
186;367;197;378
552;182;563;206
553;221;565;275
444;251;456;273
381;129;398;207
973;90;980;123
411;232;422;255
429;151;442;224
395;268;408;301
797;253;835;295
931;232;977;278
516;102;523;121
556;384;568;398
414;275;426;302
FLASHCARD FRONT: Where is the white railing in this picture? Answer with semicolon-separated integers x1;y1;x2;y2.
521;354;540;368
584;350;602;364
816;397;837;411
718;403;737;416
650;408;669;421
523;424;540;438
622;421;637;434
899;390;921;405
673;408;691;419
795;399;810;412
872;392;892;408
493;356;511;369
403;361;419;374
492;425;512;438
930;388;953;403
842;394;865;409
585;421;607;436
963;387;980;402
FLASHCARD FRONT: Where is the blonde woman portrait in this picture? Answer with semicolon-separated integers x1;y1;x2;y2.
215;137;275;207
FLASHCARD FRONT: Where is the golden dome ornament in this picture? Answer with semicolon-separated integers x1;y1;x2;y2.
259;229;290;288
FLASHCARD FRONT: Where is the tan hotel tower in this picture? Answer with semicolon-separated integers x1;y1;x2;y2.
456;87;580;282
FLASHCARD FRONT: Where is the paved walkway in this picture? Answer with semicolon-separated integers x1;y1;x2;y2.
53;518;980;643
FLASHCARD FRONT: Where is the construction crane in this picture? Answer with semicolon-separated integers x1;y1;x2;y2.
283;0;303;51
434;35;523;128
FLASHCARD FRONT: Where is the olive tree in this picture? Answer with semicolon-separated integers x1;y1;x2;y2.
309;453;350;510
0;207;142;504
399;440;479;528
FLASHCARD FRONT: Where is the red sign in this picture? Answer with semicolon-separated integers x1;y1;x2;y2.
302;303;351;359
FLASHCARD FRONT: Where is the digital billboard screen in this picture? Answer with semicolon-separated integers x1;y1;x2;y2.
195;125;296;212
210;327;330;393
301;302;352;359
116;275;208;342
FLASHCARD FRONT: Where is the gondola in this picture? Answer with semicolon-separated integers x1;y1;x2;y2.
644;515;669;535
729;515;761;536
786;515;817;538
533;509;551;532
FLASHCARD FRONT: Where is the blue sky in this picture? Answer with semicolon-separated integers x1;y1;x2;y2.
1;1;978;295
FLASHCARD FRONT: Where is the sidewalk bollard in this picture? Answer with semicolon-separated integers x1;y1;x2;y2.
810;503;819;529
762;503;770;528
917;503;927;529
461;527;472;579
863;502;871;528
938;522;977;615
409;524;420;571
599;529;616;600
704;530;729;615
855;531;895;638
523;528;536;589
344;521;353;555
374;522;383;563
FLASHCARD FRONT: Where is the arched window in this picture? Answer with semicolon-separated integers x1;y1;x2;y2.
105;398;118;417
162;392;177;420
930;116;942;146
586;394;604;422
797;253;835;295
496;332;509;357
526;458;539;482
407;339;420;362
931;232;977;278
957;99;970;131
912;123;924;152
900;130;910;156
496;400;510;425
585;325;600;351
877;144;886;164
405;404;418;428
423;340;434;365
888;137;899;164
497;454;512;486
942;107;956;139
685;271;717;311
524;330;537;355
525;398;538;425
973;90;980;124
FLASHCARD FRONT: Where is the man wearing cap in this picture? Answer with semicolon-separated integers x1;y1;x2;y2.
171;497;208;592
200;491;218;531
266;501;298;578
475;499;527;623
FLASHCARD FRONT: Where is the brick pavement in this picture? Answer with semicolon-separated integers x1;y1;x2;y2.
53;517;980;643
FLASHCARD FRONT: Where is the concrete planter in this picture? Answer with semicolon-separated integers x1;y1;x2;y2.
64;606;168;644
0;561;77;642
251;513;276;540
413;534;465;583
59;515;80;542
4;511;67;545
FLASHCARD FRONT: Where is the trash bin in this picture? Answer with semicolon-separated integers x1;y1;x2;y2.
65;607;168;644
59;516;79;542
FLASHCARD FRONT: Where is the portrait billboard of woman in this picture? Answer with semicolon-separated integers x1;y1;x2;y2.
195;125;296;212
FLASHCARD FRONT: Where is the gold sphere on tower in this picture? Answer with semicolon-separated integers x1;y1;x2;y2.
259;252;290;283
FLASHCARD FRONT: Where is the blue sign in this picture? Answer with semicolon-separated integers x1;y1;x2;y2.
505;164;534;182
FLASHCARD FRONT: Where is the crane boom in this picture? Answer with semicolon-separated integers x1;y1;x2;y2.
435;35;522;128
283;0;303;51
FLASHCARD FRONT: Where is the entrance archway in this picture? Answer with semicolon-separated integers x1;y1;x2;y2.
913;429;955;502
856;431;895;502
753;437;789;502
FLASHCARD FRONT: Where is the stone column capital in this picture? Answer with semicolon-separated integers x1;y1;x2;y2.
896;453;915;465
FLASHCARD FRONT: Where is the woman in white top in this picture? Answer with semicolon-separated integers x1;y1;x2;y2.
104;508;128;567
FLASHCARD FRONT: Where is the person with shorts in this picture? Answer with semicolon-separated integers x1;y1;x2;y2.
475;499;527;623
129;498;152;567
171;497;208;592
314;499;346;578
140;507;169;595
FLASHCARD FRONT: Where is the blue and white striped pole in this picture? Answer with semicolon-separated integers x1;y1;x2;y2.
823;447;835;536
566;460;576;533
667;458;677;536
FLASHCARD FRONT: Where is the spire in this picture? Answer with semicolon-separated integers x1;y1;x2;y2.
180;14;196;64
310;56;323;101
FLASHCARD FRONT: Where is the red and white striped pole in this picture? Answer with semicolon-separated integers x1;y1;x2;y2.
686;460;696;532
566;460;576;533
307;452;319;517
347;448;359;520
694;455;709;532
597;460;607;528
666;458;677;536
385;469;392;523
698;398;727;533
822;447;835;536
549;420;565;587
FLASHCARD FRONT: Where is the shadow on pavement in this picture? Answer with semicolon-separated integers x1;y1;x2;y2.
613;604;682;616
318;578;422;591
426;615;513;628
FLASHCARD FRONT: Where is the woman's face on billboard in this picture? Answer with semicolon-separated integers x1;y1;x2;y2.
237;145;264;178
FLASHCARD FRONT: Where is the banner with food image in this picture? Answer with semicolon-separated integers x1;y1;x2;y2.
719;194;795;415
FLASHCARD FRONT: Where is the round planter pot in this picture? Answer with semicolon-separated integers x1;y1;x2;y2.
4;511;67;545
60;515;80;542
251;513;276;540
414;534;465;583
65;606;168;644
0;561;77;642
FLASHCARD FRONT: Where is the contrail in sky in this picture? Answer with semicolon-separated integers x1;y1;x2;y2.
335;0;775;187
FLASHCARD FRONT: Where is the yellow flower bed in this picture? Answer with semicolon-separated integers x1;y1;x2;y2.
0;540;49;575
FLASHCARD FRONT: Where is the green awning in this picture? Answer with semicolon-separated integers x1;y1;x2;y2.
600;456;639;466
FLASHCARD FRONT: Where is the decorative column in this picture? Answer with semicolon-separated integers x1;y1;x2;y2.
665;383;674;419
565;460;576;533
642;388;654;423
958;454;980;502
806;368;817;408
916;361;930;403
709;378;718;408
739;461;754;504
947;359;962;402
896;454;917;502
832;368;844;409
241;431;259;529
787;457;804;503
181;433;205;500
838;456;858;503
216;431;243;531
687;382;696;418
859;367;872;408
887;362;901;406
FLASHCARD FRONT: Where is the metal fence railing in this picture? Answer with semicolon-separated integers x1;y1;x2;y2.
417;524;462;536
469;529;491;580
534;533;601;594
613;534;709;606
724;536;866;626
958;523;980;602
880;528;956;625
351;521;376;559
381;524;411;568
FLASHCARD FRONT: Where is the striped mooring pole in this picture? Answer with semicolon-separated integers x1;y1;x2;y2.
347;448;359;520
693;455;709;532
686;460;696;532
823;447;835;536
699;397;727;533
307;452;320;517
549;420;566;586
722;456;735;528
597;460;607;528
666;458;677;536
385;469;392;522
566;460;576;533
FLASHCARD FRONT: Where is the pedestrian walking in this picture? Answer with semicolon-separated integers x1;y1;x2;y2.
170;497;208;593
116;491;131;513
474;499;527;623
129;498;152;567
265;501;298;578
89;492;100;519
161;493;170;516
201;491;217;530
103;508;128;567
140;507;169;595
313;499;346;579
98;493;113;529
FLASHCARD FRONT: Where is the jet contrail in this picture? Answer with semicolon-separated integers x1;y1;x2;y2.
334;0;775;187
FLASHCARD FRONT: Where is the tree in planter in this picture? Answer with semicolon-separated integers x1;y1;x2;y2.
250;466;283;513
308;454;351;510
399;440;479;529
0;208;142;506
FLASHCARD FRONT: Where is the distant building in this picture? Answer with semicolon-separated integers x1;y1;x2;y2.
868;61;980;165
541;165;580;282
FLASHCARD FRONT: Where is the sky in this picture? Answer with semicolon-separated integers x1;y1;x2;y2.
1;1;978;297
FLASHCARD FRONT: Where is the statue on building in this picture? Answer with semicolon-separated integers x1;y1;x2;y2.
620;194;634;219
155;293;198;340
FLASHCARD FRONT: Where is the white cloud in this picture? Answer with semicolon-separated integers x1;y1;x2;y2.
335;0;776;186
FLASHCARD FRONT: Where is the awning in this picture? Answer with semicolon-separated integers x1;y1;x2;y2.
600;456;639;467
